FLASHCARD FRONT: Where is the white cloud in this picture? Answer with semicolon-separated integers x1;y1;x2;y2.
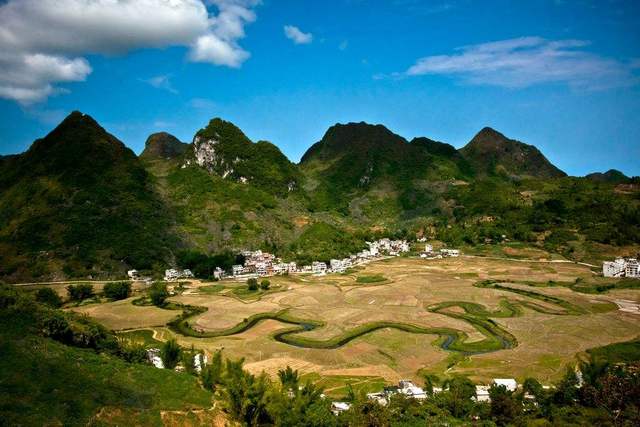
0;0;259;104
339;40;349;51
284;25;313;45
404;36;639;90
143;75;178;94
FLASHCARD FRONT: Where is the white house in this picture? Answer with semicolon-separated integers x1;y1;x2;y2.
603;258;627;278
440;249;460;257
127;269;139;280
312;261;327;274
232;265;244;276
398;380;427;399
475;385;491;402
331;402;351;415
193;353;208;373
147;348;164;369
493;378;517;392
625;259;640;278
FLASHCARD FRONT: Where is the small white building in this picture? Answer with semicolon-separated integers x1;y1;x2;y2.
493;378;518;392
603;258;627;278
398;380;427;399
330;259;346;273
312;261;327;274
164;268;193;281
193;353;208;373
232;265;244;276
440;249;460;257
147;348;164;369
625;259;640;278
127;269;139;280
331;402;351;415
475;385;491;402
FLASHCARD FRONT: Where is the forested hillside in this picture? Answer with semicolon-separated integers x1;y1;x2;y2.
1;112;638;281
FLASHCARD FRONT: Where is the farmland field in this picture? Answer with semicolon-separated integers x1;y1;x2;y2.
73;255;640;395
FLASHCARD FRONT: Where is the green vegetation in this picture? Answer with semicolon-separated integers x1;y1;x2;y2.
0;284;213;425
587;338;640;364
0;111;174;282
103;281;132;300
3;283;639;426
176;250;244;280
149;282;168;306
35;287;62;307
247;277;259;291
199;284;225;294
355;274;387;283
160;338;181;370
66;283;94;301
260;279;270;290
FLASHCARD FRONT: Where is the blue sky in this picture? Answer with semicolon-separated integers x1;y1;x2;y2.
1;0;639;176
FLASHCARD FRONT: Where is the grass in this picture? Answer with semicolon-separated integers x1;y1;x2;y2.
355;274;388;284
199;284;225;294
0;312;212;426
586;337;640;364
117;329;162;348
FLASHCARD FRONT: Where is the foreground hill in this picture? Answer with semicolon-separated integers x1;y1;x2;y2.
0;112;175;281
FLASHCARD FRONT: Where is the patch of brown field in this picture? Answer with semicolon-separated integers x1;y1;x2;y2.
69;298;178;330
293;216;310;227
77;255;640;387
244;357;323;377
322;365;401;382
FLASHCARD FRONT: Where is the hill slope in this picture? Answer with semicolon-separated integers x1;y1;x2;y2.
460;127;566;178
140;132;188;160
0;111;175;281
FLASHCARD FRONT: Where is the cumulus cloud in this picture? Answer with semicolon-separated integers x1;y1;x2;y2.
284;25;313;45
404;36;639;90
0;0;259;104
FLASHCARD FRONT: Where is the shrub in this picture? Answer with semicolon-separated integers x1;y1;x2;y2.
35;287;62;307
260;279;270;290
160;338;181;370
66;284;94;301
103;281;131;300
149;282;168;306
247;278;258;291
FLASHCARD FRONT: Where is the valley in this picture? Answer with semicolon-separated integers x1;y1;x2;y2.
67;254;639;396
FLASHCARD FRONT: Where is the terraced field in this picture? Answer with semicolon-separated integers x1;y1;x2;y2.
76;256;640;389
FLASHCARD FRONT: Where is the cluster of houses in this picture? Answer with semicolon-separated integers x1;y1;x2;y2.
603;256;640;278
419;244;460;259
331;377;524;415
164;268;194;282
230;239;411;279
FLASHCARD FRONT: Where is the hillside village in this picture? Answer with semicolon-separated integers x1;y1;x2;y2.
155;239;467;282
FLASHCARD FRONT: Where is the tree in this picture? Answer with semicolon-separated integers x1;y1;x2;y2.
260;279;270;290
201;350;223;391
103;281;131;300
149;282;168;306
247;278;258;291
277;366;299;391
422;372;440;396
441;376;476;418
489;384;521;426
160;338;181;369
66;283;94;301
35;287;62;307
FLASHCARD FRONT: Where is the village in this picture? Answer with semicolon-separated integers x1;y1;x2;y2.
153;239;462;283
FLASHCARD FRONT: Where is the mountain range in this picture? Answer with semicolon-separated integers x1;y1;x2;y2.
1;111;638;282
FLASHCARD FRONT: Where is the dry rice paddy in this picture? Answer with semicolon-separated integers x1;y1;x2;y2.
77;256;640;388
